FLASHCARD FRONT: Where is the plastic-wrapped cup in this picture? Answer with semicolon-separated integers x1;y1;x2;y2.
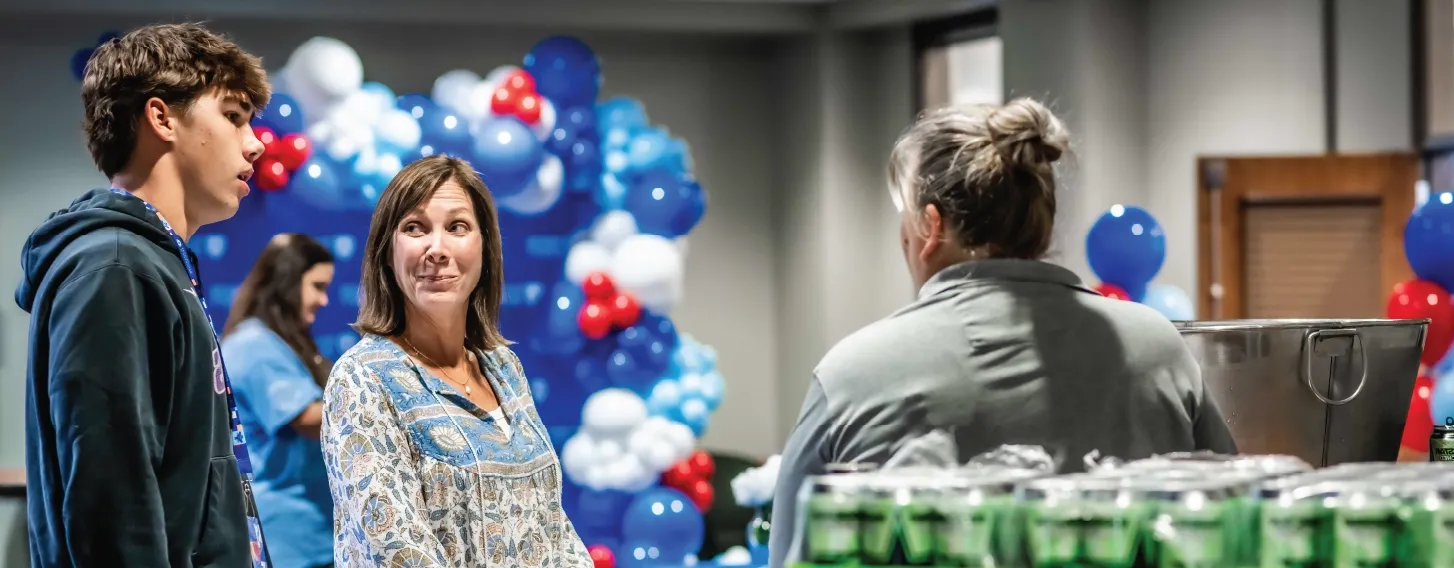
1325;481;1402;566
1134;480;1247;568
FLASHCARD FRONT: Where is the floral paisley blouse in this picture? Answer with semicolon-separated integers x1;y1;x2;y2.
320;334;593;568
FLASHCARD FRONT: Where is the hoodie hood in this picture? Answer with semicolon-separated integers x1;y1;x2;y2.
15;189;177;313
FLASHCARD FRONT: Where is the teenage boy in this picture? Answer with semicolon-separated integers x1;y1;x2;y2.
15;23;274;567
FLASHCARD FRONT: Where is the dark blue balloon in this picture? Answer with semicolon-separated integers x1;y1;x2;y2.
562;105;598;134
524;36;601;108
71;48;94;81
606;348;655;392
624;168;706;238
395;94;437;120
530;281;586;355
254;93;305;134
416;106;473;158
1405;192;1454;291
471;116;543;197
287;157;356;212
620;487;704;562
1085;205;1166;300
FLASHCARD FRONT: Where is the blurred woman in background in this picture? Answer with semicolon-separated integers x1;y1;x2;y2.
222;233;337;568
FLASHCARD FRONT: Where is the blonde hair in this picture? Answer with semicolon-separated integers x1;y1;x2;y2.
888;97;1069;259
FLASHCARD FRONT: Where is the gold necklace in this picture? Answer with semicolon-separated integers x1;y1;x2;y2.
402;336;475;396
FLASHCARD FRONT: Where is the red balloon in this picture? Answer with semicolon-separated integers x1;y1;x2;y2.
587;544;615;568
610;293;642;328
1387;279;1454;366
660;460;697;489
490;87;525;117
687;449;716;480
254;126;280;158
512;93;543;124
501;70;537;95
253;158;289;191
578;300;614;340
582;272;616;301
1093;283;1131;301
684;478;714;512
1402;374;1435;451
275;133;312;171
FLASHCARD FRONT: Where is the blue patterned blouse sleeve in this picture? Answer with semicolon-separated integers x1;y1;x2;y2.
497;348;594;568
321;356;449;567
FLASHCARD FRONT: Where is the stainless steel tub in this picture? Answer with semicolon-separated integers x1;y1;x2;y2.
1175;319;1427;466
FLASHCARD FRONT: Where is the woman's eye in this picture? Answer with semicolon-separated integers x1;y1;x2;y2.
450;222;469;232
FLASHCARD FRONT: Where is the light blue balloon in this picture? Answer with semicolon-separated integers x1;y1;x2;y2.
699;371;725;410
597;97;648;130
1432;375;1454;426
646;379;683;417
1140;283;1196;321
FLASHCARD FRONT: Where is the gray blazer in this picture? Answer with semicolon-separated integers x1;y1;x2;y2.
767;259;1237;568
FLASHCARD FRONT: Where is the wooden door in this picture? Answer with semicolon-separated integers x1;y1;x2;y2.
1196;154;1420;320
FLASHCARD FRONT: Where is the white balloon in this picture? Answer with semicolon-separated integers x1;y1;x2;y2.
533;97;557;141
432;69;481;114
663;421;696;455
323;117;374;162
284;37;364;120
628;426;679;471
582;388;648;433
305;120;335;145
564;241;613;285
497;155;564;216
464;80;497;120
596;437;625;461
484;64;521;86
611;234;685;314
374;108;422;152
609;455;656;493
334;89;385;127
559;432;597;484
591;211;639;251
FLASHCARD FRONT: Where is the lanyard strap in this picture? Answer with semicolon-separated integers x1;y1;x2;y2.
108;189;257;475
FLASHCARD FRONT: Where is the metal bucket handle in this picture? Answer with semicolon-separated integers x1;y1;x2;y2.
1302;328;1368;406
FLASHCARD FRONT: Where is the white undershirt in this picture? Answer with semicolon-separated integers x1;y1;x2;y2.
487;407;512;441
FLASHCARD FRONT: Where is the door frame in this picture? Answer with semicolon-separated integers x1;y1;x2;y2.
1196;153;1420;320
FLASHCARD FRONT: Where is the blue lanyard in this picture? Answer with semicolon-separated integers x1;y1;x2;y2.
109;189;271;566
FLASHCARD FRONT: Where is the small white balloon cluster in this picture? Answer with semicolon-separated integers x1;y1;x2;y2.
729;454;781;508
560;388;697;492
565;210;686;314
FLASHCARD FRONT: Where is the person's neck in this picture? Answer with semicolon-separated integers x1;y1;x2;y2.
111;160;196;242
401;311;469;368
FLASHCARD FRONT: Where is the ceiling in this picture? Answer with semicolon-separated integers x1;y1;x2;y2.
0;0;995;33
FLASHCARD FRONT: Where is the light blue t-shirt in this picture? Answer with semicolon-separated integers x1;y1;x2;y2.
221;318;333;568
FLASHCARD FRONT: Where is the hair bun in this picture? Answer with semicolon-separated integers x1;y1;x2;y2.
986;98;1069;168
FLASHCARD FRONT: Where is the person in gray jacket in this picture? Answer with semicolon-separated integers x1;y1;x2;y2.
768;98;1238;568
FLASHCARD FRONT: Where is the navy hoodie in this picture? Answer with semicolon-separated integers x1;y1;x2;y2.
16;189;254;568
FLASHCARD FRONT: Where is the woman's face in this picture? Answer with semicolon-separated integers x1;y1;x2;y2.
298;262;334;325
391;182;483;317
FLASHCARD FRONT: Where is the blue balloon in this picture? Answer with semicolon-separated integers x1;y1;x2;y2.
531;281;585;355
620;487;704;562
598;97;648;131
1085;205;1166;300
606;348;656;392
71;48;94;81
416;106;473;158
254;93;304;134
360;81;396;104
470;116;543;197
562;105;598;134
396;94;436;119
288;158;355;212
624;168;706;237
1432;376;1454;427
627;128;672;170
1140;283;1196;321
573;489;633;544
567;139;602;192
1405;192;1454;291
523;36;601;108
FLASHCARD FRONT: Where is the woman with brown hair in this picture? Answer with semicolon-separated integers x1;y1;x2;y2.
320;154;592;567
221;232;337;568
